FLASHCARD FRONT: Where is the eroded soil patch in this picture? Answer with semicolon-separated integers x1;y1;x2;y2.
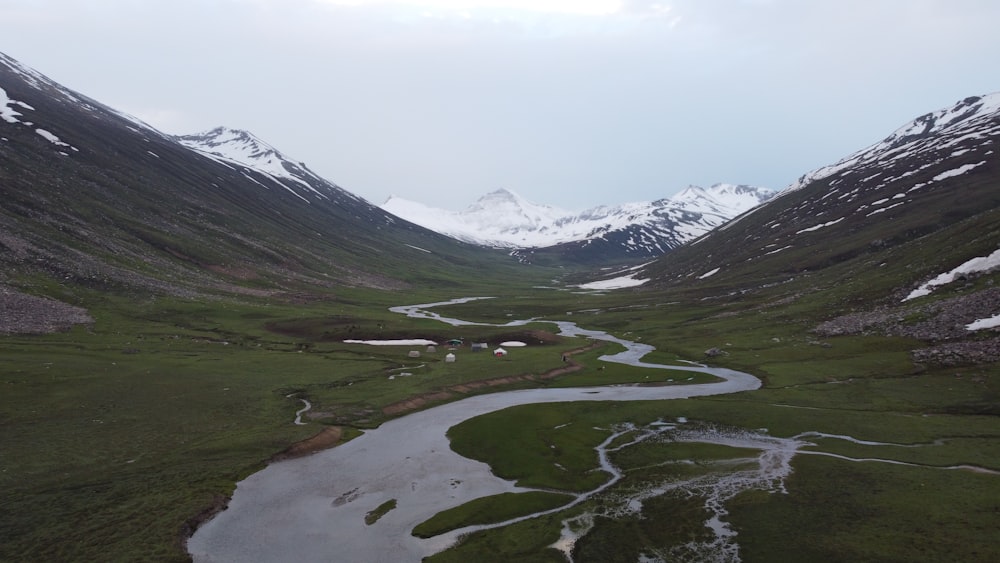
269;426;344;462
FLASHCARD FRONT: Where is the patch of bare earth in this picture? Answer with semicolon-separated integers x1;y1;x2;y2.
269;426;345;462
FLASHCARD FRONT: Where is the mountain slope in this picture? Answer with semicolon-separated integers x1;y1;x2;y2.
636;92;1000;361
383;184;774;264
0;52;531;304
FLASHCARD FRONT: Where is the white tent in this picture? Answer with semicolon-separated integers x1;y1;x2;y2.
444;353;456;363
493;347;507;357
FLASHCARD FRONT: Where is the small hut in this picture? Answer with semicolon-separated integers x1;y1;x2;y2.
426;345;437;353
408;350;421;358
444;353;456;363
471;342;489;352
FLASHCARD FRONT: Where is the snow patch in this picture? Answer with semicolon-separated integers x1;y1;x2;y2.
35;128;76;150
796;217;844;234
577;274;649;290
0;86;27;123
905;247;1000;301
698;267;720;279
967;314;1000;331
763;245;793;256
932;161;986;181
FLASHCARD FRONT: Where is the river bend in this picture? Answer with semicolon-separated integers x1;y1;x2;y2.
188;298;761;562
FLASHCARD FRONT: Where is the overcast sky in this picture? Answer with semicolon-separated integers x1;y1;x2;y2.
3;0;999;210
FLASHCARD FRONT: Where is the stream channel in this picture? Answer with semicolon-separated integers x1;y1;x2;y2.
187;297;763;562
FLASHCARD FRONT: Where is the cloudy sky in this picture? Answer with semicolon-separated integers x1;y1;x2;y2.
3;0;999;210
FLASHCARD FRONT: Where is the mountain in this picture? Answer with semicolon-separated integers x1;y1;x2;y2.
176;126;368;206
631;92;1000;364
382;184;775;264
383;188;570;248
0;52;530;308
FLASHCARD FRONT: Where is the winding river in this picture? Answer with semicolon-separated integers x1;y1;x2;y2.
187;298;762;562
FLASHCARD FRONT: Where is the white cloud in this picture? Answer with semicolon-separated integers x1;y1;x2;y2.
315;0;625;16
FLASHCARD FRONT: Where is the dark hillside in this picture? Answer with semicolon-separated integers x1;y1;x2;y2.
0;52;536;304
634;93;1000;364
641;94;999;298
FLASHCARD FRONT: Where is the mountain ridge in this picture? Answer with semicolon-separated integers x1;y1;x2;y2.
176;126;366;205
382;183;775;262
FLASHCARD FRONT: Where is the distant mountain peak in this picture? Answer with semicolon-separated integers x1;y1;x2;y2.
465;187;565;213
381;184;774;262
485;187;518;198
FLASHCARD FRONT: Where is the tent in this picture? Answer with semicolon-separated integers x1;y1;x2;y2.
493;347;507;357
444;353;456;363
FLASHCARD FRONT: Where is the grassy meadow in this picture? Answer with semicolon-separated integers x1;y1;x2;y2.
1;277;998;562
421;283;1000;562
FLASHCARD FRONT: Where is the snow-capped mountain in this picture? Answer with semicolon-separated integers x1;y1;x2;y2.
784;94;1000;195
382;184;775;262
739;92;1000;241
176;127;365;206
383;188;570;247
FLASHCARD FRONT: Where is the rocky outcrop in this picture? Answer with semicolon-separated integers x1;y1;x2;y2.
813;286;1000;366
0;286;92;334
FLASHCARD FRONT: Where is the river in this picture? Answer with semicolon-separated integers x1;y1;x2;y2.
187;298;761;562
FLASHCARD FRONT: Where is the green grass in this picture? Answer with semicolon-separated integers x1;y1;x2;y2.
730;456;1000;562
365;499;398;525
3;274;999;562
412;491;573;538
1;285;689;561
432;396;1000;561
448;405;613;492
425;302;1000;561
0;290;583;561
423;510;569;563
